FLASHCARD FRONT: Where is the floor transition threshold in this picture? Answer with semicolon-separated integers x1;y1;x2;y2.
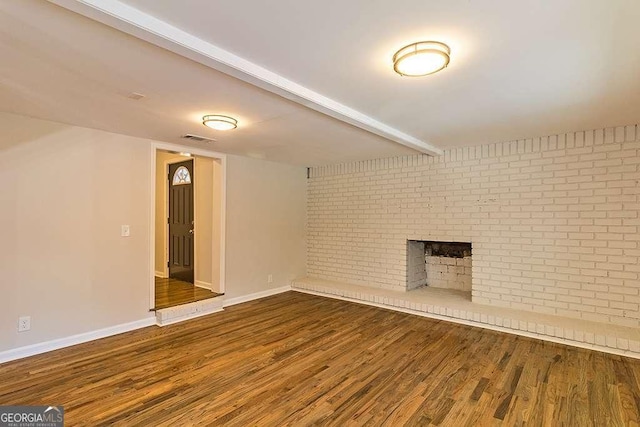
155;296;224;326
292;277;640;359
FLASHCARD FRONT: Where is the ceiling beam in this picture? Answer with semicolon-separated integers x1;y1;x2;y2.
49;0;444;156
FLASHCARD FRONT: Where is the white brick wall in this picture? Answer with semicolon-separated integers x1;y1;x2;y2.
426;255;472;292
307;125;640;328
407;241;428;290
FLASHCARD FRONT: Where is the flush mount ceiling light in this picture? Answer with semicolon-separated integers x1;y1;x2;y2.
202;115;238;130
393;41;450;77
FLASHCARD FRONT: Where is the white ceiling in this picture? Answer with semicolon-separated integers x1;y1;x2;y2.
116;0;640;146
2;0;640;165
0;0;416;165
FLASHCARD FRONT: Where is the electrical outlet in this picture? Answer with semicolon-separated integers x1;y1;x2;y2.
121;225;130;237
18;316;31;332
267;274;273;283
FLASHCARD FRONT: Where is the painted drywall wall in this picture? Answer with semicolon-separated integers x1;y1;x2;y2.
0;113;152;352
0;112;307;353
307;125;640;329
211;158;223;293
194;156;214;288
224;154;307;298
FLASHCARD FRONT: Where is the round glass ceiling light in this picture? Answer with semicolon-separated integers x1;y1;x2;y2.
202;115;238;130
393;41;450;77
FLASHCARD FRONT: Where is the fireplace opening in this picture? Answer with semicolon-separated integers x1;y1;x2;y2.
407;240;472;292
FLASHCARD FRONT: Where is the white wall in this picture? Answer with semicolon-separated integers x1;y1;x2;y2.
308;125;640;329
194;156;214;288
0;113;152;352
0;112;307;353
225;154;307;298
211;158;223;293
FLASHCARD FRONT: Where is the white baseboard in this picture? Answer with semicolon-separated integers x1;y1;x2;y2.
195;280;212;290
0;317;157;364
223;285;291;307
154;271;167;278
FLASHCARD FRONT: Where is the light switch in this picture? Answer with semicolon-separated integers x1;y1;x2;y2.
121;225;130;237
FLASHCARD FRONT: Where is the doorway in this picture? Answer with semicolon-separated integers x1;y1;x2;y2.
151;147;226;310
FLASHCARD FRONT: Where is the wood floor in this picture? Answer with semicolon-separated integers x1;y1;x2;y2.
154;276;220;309
2;292;640;426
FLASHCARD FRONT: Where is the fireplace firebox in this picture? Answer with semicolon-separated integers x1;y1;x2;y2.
407;240;472;291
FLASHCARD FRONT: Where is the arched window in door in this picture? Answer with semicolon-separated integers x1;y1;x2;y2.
172;166;191;185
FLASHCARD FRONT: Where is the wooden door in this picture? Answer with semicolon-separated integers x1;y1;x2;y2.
168;160;194;283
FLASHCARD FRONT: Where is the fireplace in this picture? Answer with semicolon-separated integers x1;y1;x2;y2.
407;240;472;291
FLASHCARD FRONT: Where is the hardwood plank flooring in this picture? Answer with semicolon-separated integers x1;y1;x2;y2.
1;292;640;426
154;277;220;310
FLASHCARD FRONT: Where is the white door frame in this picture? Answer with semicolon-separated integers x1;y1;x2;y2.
149;142;227;310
